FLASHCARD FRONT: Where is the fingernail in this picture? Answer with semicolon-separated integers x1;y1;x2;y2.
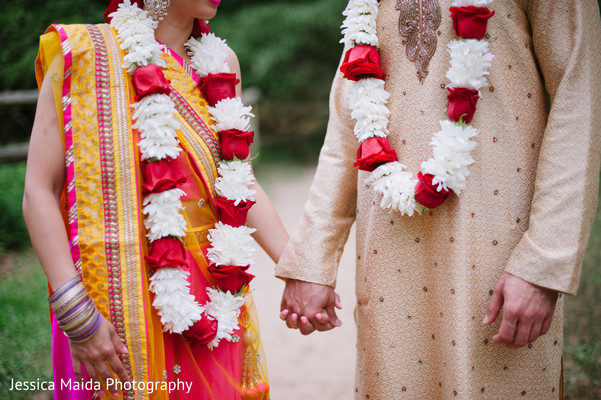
482;316;489;324
281;309;289;316
123;346;129;354
315;313;322;321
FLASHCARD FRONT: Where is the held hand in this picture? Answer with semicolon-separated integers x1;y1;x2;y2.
70;315;130;397
279;279;342;335
483;272;559;348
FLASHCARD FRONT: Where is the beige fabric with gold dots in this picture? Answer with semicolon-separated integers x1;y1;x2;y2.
276;0;601;398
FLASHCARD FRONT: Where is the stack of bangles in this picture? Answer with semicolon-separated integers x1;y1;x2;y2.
49;275;102;342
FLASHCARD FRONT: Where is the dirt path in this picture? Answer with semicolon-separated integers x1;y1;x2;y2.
252;164;357;399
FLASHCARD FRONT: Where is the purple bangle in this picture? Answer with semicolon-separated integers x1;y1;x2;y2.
49;276;82;303
69;311;101;342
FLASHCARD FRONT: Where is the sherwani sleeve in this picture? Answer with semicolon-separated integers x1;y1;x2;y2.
274;64;358;288
505;0;601;294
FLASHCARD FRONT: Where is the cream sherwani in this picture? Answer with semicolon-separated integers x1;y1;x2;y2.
276;0;601;398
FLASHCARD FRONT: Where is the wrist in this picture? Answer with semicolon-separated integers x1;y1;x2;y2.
49;275;101;342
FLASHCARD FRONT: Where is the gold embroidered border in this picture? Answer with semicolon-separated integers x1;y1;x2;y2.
170;90;219;196
87;24;135;398
100;23;148;400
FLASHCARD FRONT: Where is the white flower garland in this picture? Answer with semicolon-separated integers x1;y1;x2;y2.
110;0;254;345
342;0;494;216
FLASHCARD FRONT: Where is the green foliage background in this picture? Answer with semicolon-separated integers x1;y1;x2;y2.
0;0;344;98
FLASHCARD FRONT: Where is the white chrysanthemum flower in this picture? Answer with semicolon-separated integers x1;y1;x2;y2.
214;160;256;204
341;0;379;47
365;162;420;216
186;34;230;76
206;222;256;267
451;0;493;7
208;98;254;132
203;288;246;349
132;95;181;160
110;1;165;72
349;78;391;142
446;39;494;90
421;120;478;194
149;267;203;333
143;189;187;241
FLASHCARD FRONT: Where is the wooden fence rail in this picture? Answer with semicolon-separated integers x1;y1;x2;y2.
0;88;262;165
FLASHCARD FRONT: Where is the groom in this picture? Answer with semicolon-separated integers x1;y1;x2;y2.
277;0;601;398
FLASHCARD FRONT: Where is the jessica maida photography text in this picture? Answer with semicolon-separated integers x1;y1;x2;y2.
8;377;193;394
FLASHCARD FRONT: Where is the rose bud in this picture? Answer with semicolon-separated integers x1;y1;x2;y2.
219;129;254;160
450;6;495;40
447;87;480;123
208;264;255;294
214;198;255;228
340;45;386;82
354;137;398;172
414;172;452;209
132;64;171;101
198;73;239;106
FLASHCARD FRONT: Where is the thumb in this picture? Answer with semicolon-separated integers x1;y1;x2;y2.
483;286;503;325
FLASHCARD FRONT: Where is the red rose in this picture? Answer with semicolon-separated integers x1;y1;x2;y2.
450;6;495;40
141;158;187;195
182;313;218;344
354;137;398;172
145;237;188;271
214;198;255;227
220;129;254;160
191;19;210;38
414;172;453;209
198;73;240;106
208;264;255;294
132;64;171;101
104;0;144;22
447;87;480;123
340;45;386;82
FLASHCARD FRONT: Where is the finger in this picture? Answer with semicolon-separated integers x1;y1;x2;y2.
492;312;517;346
109;338;131;384
335;293;342;309
279;309;289;321
324;301;342;328
541;314;553;336
313;309;333;332
299;316;316;335
72;358;83;382
111;331;129;357
513;319;533;348
82;361;98;385
528;318;544;344
286;313;299;330
483;288;503;325
94;360;115;393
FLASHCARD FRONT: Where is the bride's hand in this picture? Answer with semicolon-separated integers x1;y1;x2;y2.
69;314;131;397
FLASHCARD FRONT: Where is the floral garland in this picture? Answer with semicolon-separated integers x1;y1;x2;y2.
340;0;495;216
110;0;257;349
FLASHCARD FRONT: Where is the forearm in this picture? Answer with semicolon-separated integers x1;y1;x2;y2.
23;188;77;291
246;180;289;263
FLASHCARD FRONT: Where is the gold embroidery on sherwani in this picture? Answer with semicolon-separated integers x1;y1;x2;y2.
395;0;441;81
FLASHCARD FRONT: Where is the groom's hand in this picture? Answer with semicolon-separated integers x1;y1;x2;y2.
279;279;342;335
483;272;558;348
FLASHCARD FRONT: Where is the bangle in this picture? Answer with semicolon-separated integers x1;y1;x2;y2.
49;276;101;343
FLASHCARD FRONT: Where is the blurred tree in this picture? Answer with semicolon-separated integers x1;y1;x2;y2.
0;0;106;91
210;0;345;100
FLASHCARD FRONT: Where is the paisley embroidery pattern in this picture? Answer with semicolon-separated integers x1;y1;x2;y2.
396;0;441;81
